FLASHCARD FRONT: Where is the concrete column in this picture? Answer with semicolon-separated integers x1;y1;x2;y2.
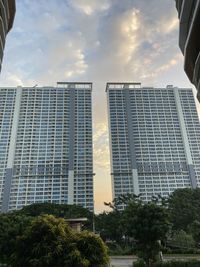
2;87;22;212
68;87;75;204
173;88;197;188
124;88;139;195
106;89;115;198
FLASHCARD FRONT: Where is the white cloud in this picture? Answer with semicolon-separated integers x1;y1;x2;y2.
163;18;179;33
69;0;111;15
3;73;24;86
1;0;182;86
93;122;110;170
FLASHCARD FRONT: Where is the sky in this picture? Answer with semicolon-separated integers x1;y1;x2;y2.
0;0;199;213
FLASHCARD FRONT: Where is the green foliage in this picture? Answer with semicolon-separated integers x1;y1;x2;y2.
0;212;32;264
169;230;195;250
95;189;200;257
107;242;134;255
123;201;170;265
104;193;141;210
10;214;109;267
97;194;171;262
133;260;200;267
0;203;98;265
96;211;124;243
10;215;82;267
168;188;200;231
19;202;93;230
154;260;200;267
77;231;109;267
97;195;142;246
133;259;147;267
188;220;200;244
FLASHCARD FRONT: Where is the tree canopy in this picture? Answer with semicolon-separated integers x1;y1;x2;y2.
1;188;200;266
18;202;93;230
10;214;109;267
168;188;200;231
123;201;170;266
0;203;101;266
0;212;32;264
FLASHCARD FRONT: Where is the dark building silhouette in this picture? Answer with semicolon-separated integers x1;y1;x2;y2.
0;0;16;71
175;0;200;101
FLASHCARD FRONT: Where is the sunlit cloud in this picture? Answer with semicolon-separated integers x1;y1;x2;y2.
164;18;179;33
69;0;111;15
1;0;182;86
93;122;110;170
4;73;24;86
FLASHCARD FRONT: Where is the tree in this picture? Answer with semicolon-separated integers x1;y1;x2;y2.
10;214;109;267
96;194;140;243
123;201;170;267
0;212;32;264
0;203;96;265
10;215;83;267
77;231;109;267
19;202;93;230
168;188;200;231
96;211;124;243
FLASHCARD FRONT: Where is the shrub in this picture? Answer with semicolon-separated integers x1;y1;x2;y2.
154;260;200;267
133;260;200;267
107;242;134;255
76;231;109;267
169;230;195;249
133;259;147;267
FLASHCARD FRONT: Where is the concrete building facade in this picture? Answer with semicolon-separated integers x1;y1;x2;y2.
175;0;200;101
107;83;200;204
0;82;94;212
0;0;15;70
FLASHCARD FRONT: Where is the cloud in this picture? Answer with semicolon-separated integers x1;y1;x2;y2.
69;0;111;15
1;0;181;86
4;72;24;86
163;18;179;34
84;0;181;86
0;0;90;85
93;122;110;170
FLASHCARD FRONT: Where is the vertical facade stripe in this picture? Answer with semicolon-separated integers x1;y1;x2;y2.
173;88;197;188
2;87;22;212
106;90;115;198
68;87;75;204
7;87;22;168
124;88;139;195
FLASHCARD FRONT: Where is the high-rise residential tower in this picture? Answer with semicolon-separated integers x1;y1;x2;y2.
0;82;94;212
107;83;200;205
0;0;16;71
175;0;200;101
